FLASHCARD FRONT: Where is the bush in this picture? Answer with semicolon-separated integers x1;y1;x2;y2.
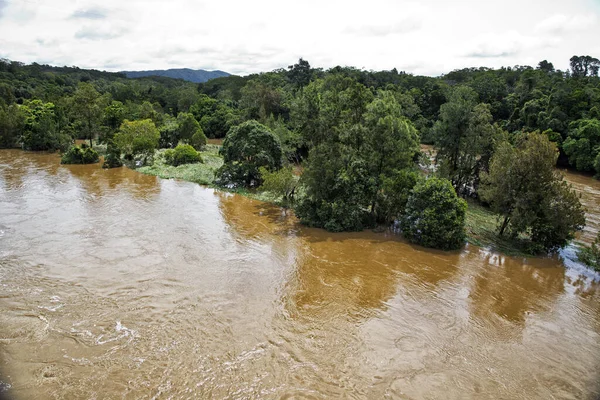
190;129;207;150
295;198;373;232
102;141;123;169
60;145;100;164
400;177;467;250
163;144;202;166
578;232;600;272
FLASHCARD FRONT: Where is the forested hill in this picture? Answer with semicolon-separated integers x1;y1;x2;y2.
121;68;230;83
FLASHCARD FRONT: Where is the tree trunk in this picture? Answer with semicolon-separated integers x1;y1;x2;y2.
499;215;510;236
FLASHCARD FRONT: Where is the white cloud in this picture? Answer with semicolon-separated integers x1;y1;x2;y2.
535;14;597;34
0;0;598;76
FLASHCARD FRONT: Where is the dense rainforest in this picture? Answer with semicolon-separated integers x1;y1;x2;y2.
1;56;599;260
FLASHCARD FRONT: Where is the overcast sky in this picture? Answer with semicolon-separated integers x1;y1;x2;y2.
0;0;599;76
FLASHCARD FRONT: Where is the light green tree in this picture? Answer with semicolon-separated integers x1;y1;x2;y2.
114;119;160;164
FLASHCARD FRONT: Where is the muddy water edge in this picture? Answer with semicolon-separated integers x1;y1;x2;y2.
0;149;599;399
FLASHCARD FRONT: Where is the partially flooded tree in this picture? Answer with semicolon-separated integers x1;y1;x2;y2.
480;132;585;252
114;119;160;165
400;177;467;250
217;120;283;187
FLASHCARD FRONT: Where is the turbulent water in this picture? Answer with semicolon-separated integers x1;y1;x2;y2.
0;149;599;399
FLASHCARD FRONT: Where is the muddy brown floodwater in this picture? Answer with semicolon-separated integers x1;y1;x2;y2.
0;149;599;399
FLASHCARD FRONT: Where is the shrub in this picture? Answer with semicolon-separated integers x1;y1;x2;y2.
60;145;100;164
163;144;202;166
190;129;207;150
102;141;123;169
577;232;600;272
400;177;467;250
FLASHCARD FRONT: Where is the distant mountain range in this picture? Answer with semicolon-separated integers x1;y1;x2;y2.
120;68;231;83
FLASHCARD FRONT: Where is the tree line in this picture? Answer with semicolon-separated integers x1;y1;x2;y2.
0;56;597;255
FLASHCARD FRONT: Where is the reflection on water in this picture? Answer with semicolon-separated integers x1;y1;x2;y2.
0;149;599;399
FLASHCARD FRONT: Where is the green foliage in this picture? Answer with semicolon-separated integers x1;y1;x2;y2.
138;145;223;186
400;177;467;250
377;169;423;224
176;112;202;142
0;104;24;148
60;144;100;164
295;88;420;231
70;82;105;146
190;94;238;138
102;141;123;169
217;120;283;187
20;100;71;151
258;166;298;206
480;132;585;252
113;119;160;163
190;129;207;150
164;144;203;166
434;86;501;196
563;119;600;172
101;100;126;142
578;232;600;272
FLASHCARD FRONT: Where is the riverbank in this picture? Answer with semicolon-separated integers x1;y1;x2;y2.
136;146;536;257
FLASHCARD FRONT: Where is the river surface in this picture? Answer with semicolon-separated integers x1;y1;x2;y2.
0;149;599;399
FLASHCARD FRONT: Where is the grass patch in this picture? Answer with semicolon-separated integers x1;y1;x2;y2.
138;145;224;185
465;201;531;256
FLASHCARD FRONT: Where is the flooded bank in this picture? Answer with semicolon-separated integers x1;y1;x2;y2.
0;149;599;399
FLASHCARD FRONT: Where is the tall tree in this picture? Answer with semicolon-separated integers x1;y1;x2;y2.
71;82;104;147
480;132;585;252
434;86;498;195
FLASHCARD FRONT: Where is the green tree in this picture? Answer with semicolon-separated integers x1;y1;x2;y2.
102;141;123;169
71;82;104;147
217;120;283;187
480;133;585;252
114;119;160;164
287;58;312;90
400;177;467;250
163;144;202;166
60;144;100;164
578;231;600;272
0;104;24;148
101;100;126;142
434;86;499;195
177;112;206;147
258;166;299;206
563;119;600;172
364;91;420;220
21;100;70;151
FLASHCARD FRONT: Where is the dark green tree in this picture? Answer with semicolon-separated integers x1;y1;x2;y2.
21;100;70;151
563;119;600;172
71;82;104;147
217;120;283;187
400;177;467;250
61;144;100;164
480;132;585;252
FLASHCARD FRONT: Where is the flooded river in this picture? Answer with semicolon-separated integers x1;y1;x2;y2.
0;149;599;399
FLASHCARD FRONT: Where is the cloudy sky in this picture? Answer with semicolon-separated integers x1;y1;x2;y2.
0;0;599;76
